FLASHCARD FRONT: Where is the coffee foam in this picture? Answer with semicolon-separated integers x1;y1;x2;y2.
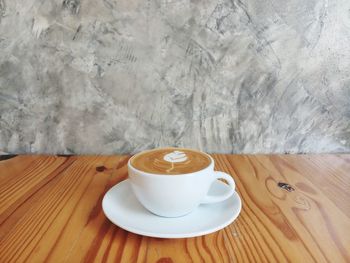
130;148;211;175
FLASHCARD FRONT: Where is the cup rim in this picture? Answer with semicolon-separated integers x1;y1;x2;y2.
128;147;214;177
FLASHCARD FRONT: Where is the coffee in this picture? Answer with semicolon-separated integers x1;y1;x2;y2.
130;148;211;175
128;147;236;217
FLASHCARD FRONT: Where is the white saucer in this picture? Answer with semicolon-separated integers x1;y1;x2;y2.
102;179;242;238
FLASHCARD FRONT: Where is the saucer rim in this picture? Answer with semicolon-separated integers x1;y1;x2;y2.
102;179;242;238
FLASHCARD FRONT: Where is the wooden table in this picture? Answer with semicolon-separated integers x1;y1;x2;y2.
0;154;349;262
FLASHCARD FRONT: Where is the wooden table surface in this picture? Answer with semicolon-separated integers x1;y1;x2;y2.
0;154;349;263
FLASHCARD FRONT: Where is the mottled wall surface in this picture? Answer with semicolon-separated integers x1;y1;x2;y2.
0;0;349;154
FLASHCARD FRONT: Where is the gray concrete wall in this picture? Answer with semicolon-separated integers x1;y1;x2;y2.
0;0;349;154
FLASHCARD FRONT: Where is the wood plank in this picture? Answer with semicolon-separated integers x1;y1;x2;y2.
0;156;72;226
222;154;350;263
0;156;127;263
277;154;350;217
0;154;349;263
46;156;129;263
0;155;39;184
215;154;309;263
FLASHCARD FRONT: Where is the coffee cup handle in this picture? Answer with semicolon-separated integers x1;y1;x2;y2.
201;171;236;204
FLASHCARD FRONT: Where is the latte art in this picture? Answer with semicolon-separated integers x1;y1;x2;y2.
163;151;188;163
130;148;211;175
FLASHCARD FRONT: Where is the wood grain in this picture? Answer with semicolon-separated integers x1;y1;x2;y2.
0;154;349;262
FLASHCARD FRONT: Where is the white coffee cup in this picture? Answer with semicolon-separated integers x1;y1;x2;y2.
128;150;236;217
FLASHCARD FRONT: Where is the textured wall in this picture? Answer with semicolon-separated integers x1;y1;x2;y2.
0;0;349;154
